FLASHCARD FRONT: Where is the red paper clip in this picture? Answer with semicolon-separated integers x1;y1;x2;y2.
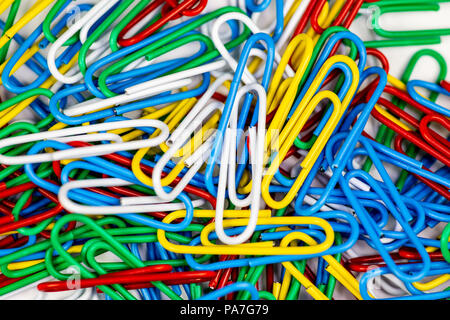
117;0;207;47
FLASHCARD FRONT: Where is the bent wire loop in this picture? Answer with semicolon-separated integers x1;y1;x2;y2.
0;120;169;165
156;209;335;255
22;141;195;232
183;209;359;270
262;33;365;210
339;139;432;282
204;29;276;197
407;80;450;118
359;261;450;300
294;66;387;215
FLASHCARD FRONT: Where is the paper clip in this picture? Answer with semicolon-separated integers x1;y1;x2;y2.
363;48;447;179
130;76;231;195
0;120;169;165
22;145;202;233
117;0;208;47
48;214;184;300
204;28;276;197
294;65;387;215
1;4;91;94
371;87;450;167
261;52;360;209
370;1;450;39
210;11;294;85
359;261;450;300
91;6;250;98
149;100;223;201
407;80;450;117
339;152;432;282
310;0;363;35
214;83;267;244
58;178;205;215
362;1;448;47
0;0;55;49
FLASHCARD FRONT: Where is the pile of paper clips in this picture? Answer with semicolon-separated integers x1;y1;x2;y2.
0;0;448;301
